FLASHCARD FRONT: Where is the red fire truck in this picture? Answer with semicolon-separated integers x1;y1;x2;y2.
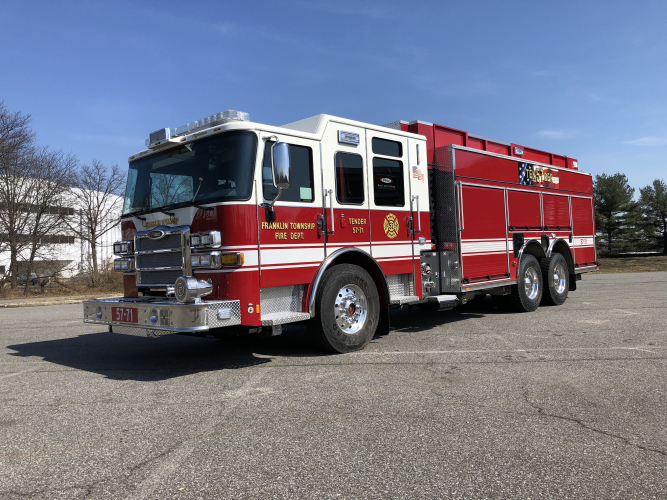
83;110;597;353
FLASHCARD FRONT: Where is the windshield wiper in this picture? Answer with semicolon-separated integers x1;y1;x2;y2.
170;200;211;211
122;206;176;219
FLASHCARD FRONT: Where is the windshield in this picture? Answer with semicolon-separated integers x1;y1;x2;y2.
122;131;257;215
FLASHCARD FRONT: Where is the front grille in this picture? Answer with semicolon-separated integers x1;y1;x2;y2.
135;226;188;286
139;269;183;286
136;252;183;269
136;233;182;252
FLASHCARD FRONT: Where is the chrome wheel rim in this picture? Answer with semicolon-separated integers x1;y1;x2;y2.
334;284;367;335
553;263;567;295
524;267;540;300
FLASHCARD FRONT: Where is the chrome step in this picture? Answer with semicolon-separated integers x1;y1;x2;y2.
427;295;460;311
261;312;311;326
390;295;420;305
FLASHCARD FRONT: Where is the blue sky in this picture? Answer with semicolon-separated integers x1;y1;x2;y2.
1;0;665;192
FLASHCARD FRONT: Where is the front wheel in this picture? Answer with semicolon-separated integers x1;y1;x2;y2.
509;255;543;312
541;253;569;306
311;264;380;353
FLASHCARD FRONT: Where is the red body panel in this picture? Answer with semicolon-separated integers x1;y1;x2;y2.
409;121;578;170
118;116;594;327
449;146;595;287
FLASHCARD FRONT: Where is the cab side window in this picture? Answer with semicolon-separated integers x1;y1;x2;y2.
335;152;364;204
373;157;404;207
263;143;314;203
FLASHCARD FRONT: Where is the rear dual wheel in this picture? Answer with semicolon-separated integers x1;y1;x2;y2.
541;253;569;306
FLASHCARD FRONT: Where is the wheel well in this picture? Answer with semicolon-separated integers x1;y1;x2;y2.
308;249;390;317
520;240;546;263
324;251;390;306
551;239;575;275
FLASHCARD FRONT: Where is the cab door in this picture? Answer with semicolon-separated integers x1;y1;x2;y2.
257;134;324;288
366;130;415;295
320;123;370;256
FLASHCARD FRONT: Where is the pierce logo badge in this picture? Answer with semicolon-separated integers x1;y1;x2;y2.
148;230;165;239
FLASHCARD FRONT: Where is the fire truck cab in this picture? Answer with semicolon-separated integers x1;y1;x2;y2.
83;110;597;353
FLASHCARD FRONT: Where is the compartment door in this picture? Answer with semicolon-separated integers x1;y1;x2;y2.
571;196;596;267
366;130;414;295
258;135;324;288
459;184;509;283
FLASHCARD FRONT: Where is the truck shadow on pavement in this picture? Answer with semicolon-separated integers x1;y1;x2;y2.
6;303;493;381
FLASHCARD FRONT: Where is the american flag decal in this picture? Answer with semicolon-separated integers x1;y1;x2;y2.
412;166;425;182
518;162;533;185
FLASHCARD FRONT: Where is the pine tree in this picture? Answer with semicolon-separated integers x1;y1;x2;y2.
639;179;667;254
593;173;640;254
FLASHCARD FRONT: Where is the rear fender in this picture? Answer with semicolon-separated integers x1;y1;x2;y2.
517;239;546;266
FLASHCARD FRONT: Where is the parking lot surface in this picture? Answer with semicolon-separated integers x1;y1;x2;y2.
1;272;666;499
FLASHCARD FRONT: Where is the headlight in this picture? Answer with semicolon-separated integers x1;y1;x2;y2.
190;252;243;269
113;240;133;255
190;251;221;269
190;231;221;249
114;257;135;272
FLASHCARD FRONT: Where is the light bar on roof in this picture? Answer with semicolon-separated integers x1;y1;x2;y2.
175;110;249;136
145;128;176;148
144;110;249;150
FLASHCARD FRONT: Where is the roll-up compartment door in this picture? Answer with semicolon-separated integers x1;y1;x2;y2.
543;194;571;230
460;185;508;282
507;190;541;231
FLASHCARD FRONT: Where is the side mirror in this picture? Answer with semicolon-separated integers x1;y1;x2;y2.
271;142;291;191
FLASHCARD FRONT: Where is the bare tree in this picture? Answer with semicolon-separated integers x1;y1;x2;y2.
69;160;125;283
20;148;77;293
0;102;36;288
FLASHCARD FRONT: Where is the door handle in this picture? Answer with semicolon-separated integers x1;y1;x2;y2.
325;189;335;236
411;195;421;234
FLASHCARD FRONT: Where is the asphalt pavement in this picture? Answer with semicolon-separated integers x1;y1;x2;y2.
0;272;666;499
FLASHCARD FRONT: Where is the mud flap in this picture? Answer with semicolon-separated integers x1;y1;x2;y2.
569;274;578;291
376;307;390;337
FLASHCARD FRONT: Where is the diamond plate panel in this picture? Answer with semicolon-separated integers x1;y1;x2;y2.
111;325;171;337
389;295;420;305
429;145;460;293
260;285;305;316
207;300;242;328
261;312;311;326
387;273;412;298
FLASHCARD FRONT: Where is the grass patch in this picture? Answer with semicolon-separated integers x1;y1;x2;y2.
595;255;667;274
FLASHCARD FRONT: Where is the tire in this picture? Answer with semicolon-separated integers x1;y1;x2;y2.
540;253;569;306
509;255;542;312
311;264;380;353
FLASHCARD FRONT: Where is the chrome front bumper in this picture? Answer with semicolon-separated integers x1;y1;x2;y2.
83;297;241;337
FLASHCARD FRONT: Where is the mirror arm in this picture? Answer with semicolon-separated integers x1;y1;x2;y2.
270;187;283;208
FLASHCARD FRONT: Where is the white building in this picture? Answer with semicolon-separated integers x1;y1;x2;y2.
0;190;122;278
